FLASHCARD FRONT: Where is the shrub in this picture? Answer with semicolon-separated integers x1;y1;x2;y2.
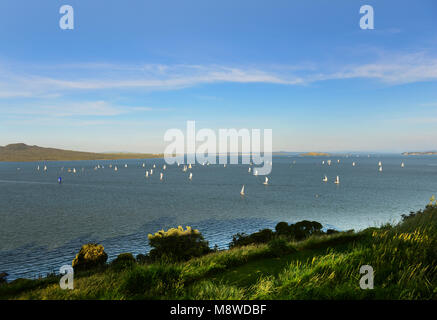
136;254;149;264
0;272;8;285
229;229;274;248
110;253;136;270
275;222;290;235
147;226;211;262
291;220;323;240
72;243;108;271
268;238;296;257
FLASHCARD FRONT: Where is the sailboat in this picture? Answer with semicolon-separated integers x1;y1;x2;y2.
114;166;118;171
240;185;245;196
153;164;156;168
37;165;40;171
322;175;328;182
248;167;251;173
327;160;331;166
334;176;340;184
378;161;382;167
223;164;226;168
322;161;325;165
43;165;47;172
352;162;356;167
182;165;187;172
379;166;383;172
73;168;76;174
263;177;269;185
188;164;192;169
401;162;405;168
142;163;145;168
150;169;153;175
189;172;193;180
145;171;149;178
254;169;258;176
160;172;164;180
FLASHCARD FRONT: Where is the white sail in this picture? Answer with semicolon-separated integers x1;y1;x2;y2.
223;164;226;168
323;175;328;182
160;172;164;180
163;164;166;170
240;185;245;196
145;171;149;177
153;164;156;168
142;163;145;168
44;165;47;171
248;167;251;173
378;161;382;167
189;172;193;180
150;169;153;175
401;162;405;168
188;163;192;169
114;166;118;171
322;161;325;165
73;168;76;173
334;176;340;184
263;177;269;185
352;162;356;167
37;165;40;171
379;166;383;172
254;169;258;176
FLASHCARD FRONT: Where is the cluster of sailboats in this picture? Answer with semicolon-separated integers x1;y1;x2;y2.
320;159;406;185
33;157;407;196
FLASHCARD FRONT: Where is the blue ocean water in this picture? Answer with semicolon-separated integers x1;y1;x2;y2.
0;155;436;281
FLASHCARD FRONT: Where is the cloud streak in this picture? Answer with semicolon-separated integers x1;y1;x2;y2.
0;51;437;99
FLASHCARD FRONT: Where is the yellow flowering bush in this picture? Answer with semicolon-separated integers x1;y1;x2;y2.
72;243;108;271
147;226;210;261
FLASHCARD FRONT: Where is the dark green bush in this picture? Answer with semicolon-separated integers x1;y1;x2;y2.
229;229;274;248
268;238;296;257
111;253;136;270
147;226;211;262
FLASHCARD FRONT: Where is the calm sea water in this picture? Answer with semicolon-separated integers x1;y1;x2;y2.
1;155;436;280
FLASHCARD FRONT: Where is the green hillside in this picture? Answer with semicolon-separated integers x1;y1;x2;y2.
1;202;436;300
0;143;162;162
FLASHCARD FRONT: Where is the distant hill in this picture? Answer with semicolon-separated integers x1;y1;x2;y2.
300;152;330;156
0;143;163;162
402;151;437;156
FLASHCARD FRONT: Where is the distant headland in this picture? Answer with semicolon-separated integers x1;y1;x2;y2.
402;151;437;156
0;143;163;162
300;152;330;156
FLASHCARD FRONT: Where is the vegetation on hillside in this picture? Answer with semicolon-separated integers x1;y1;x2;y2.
1;201;437;300
0;143;163;162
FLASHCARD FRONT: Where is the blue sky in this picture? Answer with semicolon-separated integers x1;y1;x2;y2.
0;0;436;153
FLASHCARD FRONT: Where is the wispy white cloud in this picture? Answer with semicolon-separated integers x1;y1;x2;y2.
0;51;436;99
0;100;160;117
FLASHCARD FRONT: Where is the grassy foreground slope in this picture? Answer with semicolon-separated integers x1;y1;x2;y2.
0;143;162;162
1;205;437;300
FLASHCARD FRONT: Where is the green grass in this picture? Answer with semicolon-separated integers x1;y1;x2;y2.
1;205;437;300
